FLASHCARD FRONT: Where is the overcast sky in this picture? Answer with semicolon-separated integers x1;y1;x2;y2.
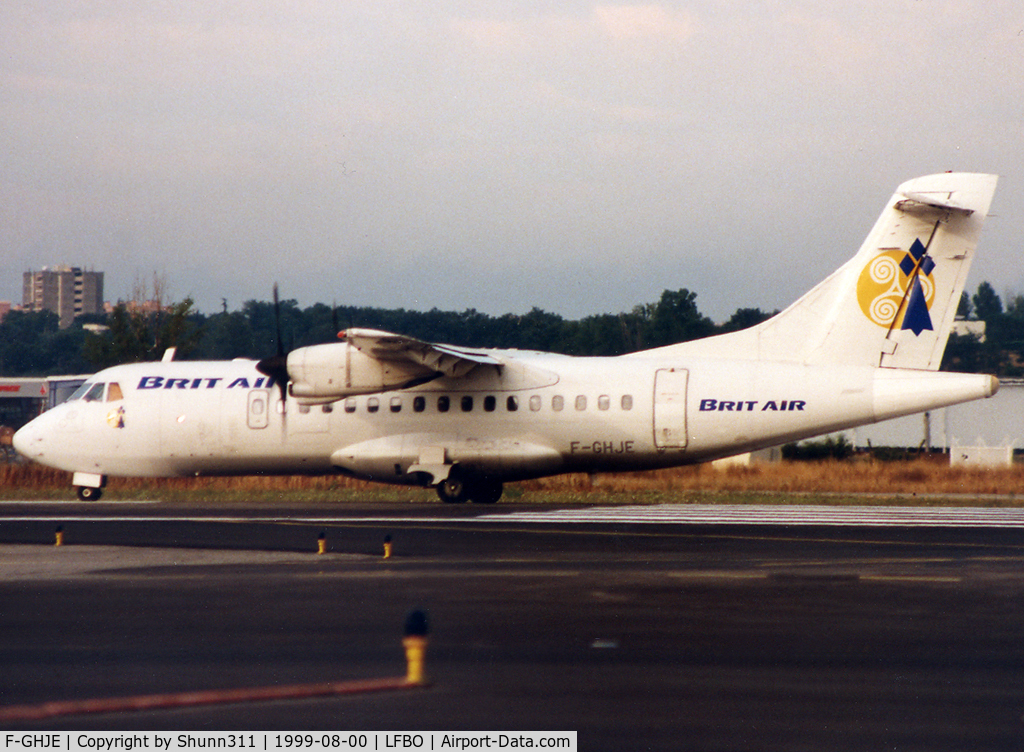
2;1;1022;324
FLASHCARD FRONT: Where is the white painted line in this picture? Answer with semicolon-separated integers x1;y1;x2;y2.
5;504;1024;528
477;504;1024;527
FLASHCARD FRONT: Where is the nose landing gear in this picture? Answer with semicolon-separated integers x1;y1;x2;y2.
73;472;106;502
76;485;103;502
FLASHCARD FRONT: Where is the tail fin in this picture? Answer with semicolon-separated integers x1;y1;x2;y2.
659;173;998;370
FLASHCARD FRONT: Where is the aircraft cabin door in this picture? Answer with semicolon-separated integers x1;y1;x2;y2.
247;389;270;429
653;368;689;449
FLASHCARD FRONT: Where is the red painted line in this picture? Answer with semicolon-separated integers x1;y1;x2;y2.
0;676;422;722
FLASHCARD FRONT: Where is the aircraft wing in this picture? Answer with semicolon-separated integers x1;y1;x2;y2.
341;328;504;379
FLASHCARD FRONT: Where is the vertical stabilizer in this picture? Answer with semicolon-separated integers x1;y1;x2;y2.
653;173;998;369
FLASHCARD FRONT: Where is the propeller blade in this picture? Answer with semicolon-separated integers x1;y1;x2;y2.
255;284;290;411
255;353;288;386
273;283;284;358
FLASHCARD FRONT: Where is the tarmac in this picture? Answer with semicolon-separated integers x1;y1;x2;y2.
2;501;1024;751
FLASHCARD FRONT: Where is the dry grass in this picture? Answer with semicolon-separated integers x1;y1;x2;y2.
4;456;1024;505
0;463;427;503
520;457;1024;499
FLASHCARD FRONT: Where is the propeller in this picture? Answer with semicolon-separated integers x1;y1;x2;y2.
255;284;290;411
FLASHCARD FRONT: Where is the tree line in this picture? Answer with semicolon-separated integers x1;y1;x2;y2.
0;288;765;375
0;282;1021;377
943;282;1024;376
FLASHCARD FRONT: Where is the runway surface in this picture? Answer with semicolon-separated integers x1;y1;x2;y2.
3;500;1024;751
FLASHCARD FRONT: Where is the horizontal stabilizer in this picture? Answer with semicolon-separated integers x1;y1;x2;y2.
897;188;980;215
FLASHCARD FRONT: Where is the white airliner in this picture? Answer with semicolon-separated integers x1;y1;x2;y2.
14;173;1000;502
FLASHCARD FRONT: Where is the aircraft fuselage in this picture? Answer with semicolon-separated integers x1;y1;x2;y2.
14;352;996;488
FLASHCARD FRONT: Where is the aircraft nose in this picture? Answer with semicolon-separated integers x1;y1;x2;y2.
12;420;44;460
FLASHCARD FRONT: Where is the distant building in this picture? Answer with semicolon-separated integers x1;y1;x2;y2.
952;319;986;342
23;266;104;328
0;301;11;323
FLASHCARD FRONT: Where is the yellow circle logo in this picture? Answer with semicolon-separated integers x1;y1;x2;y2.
856;249;935;329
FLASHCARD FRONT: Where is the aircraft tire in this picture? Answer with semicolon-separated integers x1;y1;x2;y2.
436;471;469;504
76;486;103;502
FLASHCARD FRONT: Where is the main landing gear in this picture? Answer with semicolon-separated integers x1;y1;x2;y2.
76;485;103;501
435;468;503;504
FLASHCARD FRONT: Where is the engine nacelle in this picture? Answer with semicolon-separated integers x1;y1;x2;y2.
286;342;437;404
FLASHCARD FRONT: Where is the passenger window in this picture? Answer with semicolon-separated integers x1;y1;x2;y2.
552;395;564;411
107;383;123;402
299;404;311;414
484;395;496;412
529;395;541;412
322;404;333;413
438;396;450;413
575;395;587;411
390;397;402;413
367;397;380;413
598;394;610;411
461;396;474;412
413;396;426;413
344;398;357;414
507;396;519;412
621;394;634;411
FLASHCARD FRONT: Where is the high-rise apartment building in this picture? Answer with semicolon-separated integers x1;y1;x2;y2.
23;266;104;328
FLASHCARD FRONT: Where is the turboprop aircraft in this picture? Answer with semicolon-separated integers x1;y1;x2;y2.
14;172;1000;502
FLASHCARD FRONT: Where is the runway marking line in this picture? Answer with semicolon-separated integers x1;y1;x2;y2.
860;575;963;583
0;500;161;505
667;571;767;580
0;675;426;722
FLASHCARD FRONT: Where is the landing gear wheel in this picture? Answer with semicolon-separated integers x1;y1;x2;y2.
76;486;103;502
436;470;469;504
470;480;503;504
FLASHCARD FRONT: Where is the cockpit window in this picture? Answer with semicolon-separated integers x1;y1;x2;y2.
84;383;106;402
70;382;106;402
107;383;123;402
68;383;92;401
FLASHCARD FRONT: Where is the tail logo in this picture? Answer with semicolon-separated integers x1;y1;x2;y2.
856;240;935;335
